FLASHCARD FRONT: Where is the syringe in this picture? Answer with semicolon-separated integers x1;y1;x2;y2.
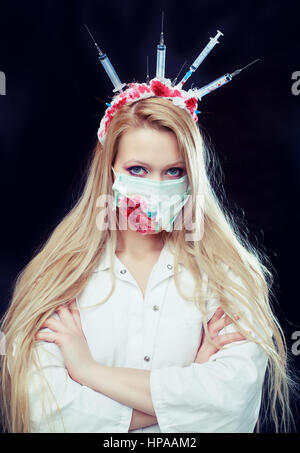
191;58;260;99
85;24;126;93
146;56;150;85
156;12;166;79
179;30;224;87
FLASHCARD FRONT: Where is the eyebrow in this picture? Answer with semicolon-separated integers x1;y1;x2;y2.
123;160;186;167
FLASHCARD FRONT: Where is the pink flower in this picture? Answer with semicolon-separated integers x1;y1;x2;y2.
139;85;150;94
117;97;127;108
172;89;181;97
99;80;199;143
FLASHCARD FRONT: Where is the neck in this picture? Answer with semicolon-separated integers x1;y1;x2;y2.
116;229;164;258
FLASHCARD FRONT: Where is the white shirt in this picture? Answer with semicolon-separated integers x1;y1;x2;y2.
26;237;269;433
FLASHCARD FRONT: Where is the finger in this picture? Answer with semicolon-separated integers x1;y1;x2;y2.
208;307;225;325
41;317;65;333
68;299;84;333
35;331;58;343
216;332;247;347
212;313;240;333
56;304;77;329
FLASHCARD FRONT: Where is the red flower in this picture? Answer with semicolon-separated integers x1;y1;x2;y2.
185;97;197;113
151;80;172;97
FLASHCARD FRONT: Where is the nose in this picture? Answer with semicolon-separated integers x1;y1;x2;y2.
145;172;164;181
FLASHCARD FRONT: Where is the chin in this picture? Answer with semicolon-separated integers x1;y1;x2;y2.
128;222;163;235
136;229;161;235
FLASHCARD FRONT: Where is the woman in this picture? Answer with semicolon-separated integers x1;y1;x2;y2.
0;94;295;433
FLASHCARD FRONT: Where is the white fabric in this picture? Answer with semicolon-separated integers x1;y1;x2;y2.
23;237;269;433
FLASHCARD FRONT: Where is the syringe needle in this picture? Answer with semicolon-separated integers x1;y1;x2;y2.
172;61;187;86
85;23;126;93
146;56;150;84
84;24;93;40
85;24;103;55
160;11;164;45
231;58;260;77
156;11;166;79
240;58;260;72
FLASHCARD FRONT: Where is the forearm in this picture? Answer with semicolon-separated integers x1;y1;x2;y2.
82;363;156;416
129;409;158;431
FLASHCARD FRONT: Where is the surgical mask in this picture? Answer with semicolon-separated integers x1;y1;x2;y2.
111;167;191;233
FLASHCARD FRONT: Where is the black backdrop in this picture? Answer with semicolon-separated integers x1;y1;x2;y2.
0;0;299;433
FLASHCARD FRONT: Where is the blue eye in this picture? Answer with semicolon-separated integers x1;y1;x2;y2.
127;166;146;176
126;166;184;178
167;168;183;177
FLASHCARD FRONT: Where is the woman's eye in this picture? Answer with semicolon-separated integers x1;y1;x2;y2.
167;168;184;177
127;166;184;177
127;166;146;176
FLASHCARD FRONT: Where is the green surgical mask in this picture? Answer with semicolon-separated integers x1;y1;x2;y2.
111;167;191;233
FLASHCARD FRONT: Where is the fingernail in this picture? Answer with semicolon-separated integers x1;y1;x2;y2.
233;314;240;319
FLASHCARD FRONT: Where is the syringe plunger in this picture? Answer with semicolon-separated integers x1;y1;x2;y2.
180;29;224;86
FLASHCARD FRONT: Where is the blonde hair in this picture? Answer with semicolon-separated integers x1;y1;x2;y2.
0;97;297;433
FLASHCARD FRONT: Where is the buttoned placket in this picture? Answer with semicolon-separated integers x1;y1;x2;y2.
114;252;177;372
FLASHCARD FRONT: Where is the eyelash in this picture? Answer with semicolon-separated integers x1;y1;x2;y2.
127;166;184;177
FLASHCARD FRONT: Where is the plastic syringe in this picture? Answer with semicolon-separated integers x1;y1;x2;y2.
179;30;224;87
85;24;126;93
191;59;260;99
156;12;166;79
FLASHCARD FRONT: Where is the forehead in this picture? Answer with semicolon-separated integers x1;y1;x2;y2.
117;128;182;163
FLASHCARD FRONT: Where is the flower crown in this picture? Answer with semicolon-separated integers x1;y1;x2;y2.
97;77;199;145
85;18;258;146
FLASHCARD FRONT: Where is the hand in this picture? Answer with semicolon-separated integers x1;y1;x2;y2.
35;299;96;385
194;306;247;364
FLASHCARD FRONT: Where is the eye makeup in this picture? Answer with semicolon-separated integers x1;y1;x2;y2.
126;165;185;178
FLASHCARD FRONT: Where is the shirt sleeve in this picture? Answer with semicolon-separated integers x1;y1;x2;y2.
12;333;133;433
150;340;268;433
149;268;271;433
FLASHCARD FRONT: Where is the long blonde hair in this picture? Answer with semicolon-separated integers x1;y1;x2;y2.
0;97;297;432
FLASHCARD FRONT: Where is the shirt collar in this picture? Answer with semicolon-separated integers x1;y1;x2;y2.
95;236;183;275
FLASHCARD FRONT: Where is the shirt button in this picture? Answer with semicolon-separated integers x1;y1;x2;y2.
144;356;150;362
120;269;127;274
167;264;173;270
153;305;159;311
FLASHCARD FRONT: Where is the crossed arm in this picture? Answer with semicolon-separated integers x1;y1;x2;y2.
79;363;156;430
36;302;244;431
130;409;157;431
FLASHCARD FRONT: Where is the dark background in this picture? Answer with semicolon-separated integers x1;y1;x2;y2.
0;0;299;433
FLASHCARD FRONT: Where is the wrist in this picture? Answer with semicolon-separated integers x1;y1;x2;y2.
194;352;210;364
129;408;158;431
81;360;103;388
